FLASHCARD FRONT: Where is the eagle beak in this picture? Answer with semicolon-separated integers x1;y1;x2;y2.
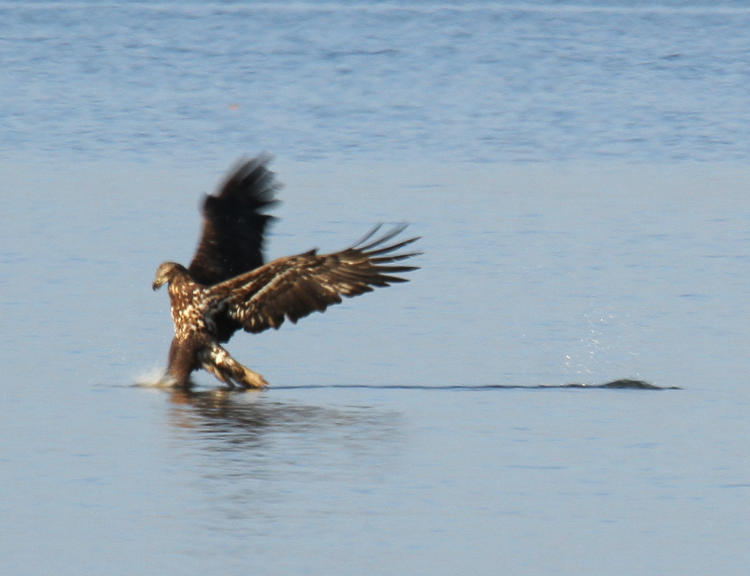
152;278;164;291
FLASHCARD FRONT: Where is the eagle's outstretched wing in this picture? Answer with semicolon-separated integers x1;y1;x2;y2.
188;156;278;286
209;224;420;334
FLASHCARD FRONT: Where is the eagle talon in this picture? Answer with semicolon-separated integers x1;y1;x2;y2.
237;370;268;389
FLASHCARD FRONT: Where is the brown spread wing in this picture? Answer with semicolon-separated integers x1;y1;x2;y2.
209;224;420;334
188;156;278;286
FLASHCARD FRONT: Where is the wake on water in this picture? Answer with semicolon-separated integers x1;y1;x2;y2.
132;374;678;391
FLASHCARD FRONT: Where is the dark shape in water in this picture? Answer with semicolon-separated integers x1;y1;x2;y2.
561;379;679;390
152;156;420;390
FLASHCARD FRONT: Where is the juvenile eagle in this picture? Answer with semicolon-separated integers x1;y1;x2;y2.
152;156;419;389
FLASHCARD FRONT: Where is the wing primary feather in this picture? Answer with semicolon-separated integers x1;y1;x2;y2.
354;223;410;251
369;265;420;273
369;255;421;265
350;223;385;248
361;236;421;258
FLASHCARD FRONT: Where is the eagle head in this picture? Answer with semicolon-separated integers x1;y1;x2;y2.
152;261;186;291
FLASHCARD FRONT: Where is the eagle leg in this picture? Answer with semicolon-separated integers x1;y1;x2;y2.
199;342;268;389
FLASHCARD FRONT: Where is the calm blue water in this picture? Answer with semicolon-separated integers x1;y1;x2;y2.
4;1;750;164
3;3;750;575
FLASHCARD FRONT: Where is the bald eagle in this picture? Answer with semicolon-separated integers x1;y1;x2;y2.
152;156;419;388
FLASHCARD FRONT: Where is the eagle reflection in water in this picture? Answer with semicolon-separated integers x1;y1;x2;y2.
153;156;420;389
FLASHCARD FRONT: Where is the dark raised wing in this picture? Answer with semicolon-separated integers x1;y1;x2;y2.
188;156;278;286
209;224;420;334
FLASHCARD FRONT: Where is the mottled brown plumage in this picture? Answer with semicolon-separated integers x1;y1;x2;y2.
152;156;419;388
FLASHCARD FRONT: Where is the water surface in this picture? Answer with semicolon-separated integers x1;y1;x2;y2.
4;162;750;575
